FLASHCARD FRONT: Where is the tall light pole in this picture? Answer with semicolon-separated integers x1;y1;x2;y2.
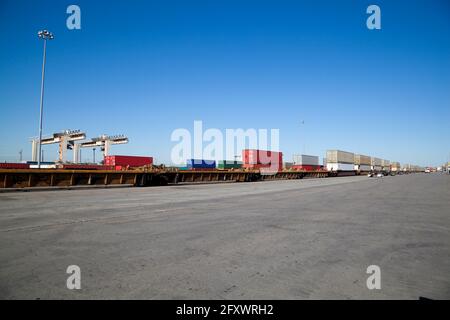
37;30;54;168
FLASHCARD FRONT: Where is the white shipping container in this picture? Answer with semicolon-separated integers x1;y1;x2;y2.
29;164;57;169
354;164;371;171
327;163;354;171
292;154;319;165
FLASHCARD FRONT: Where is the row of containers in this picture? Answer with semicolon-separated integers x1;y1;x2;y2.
325;150;393;173
323;150;424;173
0;151;425;173
181;150;304;172
180;150;283;173
179;149;425;174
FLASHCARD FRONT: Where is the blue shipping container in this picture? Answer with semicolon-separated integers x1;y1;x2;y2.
186;159;216;169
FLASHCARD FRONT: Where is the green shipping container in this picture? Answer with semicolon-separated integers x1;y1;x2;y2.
217;160;243;169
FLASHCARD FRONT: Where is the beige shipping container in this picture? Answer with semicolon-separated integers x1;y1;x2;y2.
326;150;354;164
391;162;400;168
371;157;382;166
354;154;371;165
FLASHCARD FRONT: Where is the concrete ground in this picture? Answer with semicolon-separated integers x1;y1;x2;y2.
0;174;449;299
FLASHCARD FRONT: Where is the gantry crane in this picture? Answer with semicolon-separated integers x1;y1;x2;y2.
31;129;86;163
73;134;128;163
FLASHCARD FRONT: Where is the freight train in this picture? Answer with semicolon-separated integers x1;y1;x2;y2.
0;149;424;179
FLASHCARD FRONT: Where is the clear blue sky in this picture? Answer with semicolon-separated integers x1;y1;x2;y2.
1;0;449;166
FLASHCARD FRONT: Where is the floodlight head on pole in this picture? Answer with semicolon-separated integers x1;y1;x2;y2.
38;30;54;40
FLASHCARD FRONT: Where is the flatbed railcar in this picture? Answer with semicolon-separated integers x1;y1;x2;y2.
0;168;331;189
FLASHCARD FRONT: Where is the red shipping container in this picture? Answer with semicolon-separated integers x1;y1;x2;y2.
0;163;30;169
242;149;283;171
104;155;153;167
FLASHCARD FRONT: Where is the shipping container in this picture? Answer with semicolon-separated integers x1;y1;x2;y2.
354;154;371;165
326;150;354;164
242;149;283;172
0;163;30;169
327;163;354;171
29;164;57;169
391;162;400;172
354;164;371;171
371;157;382;166
104;155;153;167
217;160;242;169
186;159;216;169
292;154;319;166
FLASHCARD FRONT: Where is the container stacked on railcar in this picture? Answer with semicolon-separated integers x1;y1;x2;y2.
186;159;216;170
381;159;391;175
291;154;320;171
217;160;242;170
326;150;355;176
371;157;383;173
242;149;283;173
353;154;371;174
0;163;30;169
104;155;153;169
390;162;401;175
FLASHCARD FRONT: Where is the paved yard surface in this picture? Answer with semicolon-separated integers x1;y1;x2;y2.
0;174;449;299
